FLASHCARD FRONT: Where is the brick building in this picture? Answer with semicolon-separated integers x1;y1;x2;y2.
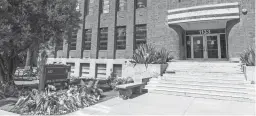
47;0;255;78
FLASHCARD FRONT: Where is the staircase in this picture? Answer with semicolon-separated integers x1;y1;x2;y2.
145;61;255;102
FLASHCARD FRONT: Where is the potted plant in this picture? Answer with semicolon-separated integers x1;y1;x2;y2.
240;46;255;84
122;44;172;81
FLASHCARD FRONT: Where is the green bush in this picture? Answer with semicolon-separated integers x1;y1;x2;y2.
0;82;19;98
11;82;103;115
110;77;134;90
130;44;172;68
240;46;255;66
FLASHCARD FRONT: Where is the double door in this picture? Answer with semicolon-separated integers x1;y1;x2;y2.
189;34;221;59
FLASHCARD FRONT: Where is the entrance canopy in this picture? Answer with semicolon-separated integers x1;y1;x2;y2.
167;2;240;30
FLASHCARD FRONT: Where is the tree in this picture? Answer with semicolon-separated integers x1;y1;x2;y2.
0;0;81;83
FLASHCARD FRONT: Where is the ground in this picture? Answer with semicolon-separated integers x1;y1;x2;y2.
1;92;255;115
68;93;255;115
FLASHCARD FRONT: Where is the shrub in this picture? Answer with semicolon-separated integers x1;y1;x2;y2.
130;44;157;68
240;46;255;66
130;44;173;67
11;82;102;115
0;81;19;98
110;77;134;90
155;48;171;64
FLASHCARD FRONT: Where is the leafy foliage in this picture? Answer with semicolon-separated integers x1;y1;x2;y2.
130;44;172;68
0;0;81;83
110;77;134;90
0;81;19;99
240;46;255;66
11;81;103;115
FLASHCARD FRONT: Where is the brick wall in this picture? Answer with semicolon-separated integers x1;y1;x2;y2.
55;0;255;60
168;0;255;59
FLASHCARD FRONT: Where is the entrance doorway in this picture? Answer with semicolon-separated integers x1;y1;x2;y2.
186;29;227;60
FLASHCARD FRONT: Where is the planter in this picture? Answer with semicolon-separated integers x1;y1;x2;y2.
244;66;255;84
122;63;168;82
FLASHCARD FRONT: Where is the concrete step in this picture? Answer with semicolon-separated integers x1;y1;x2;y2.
163;73;245;79
160;75;245;82
150;77;251;85
146;83;255;95
147;89;255;103
162;75;245;82
164;72;245;76
147;81;255;91
149;78;253;87
166;69;242;73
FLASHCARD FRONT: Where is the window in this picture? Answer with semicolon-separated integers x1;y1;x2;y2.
56;39;63;50
115;26;126;50
135;24;147;48
83;29;92;50
136;0;147;8
220;34;227;58
99;28;108;50
86;0;94;15
113;64;122;78
70;30;77;50
80;63;90;77
100;0;110;14
66;63;75;77
96;64;107;79
117;0;127;11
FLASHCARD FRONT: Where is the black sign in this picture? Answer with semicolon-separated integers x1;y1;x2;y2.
39;64;71;90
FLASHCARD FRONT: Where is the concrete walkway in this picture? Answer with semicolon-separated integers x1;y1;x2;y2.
68;93;255;115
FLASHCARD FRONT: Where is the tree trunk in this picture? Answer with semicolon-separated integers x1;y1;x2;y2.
0;55;18;84
25;48;32;70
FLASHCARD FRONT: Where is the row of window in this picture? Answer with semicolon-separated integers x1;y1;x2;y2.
56;24;147;51
86;0;147;15
66;63;122;78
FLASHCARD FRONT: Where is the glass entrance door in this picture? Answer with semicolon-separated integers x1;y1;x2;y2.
206;35;220;58
192;36;204;58
189;34;220;59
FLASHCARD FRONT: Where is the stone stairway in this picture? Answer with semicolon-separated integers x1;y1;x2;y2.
145;61;255;102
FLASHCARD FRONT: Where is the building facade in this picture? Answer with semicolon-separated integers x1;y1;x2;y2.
47;0;255;78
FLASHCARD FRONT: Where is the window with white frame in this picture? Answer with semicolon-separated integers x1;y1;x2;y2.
83;29;92;50
135;24;147;48
136;0;147;9
113;64;122;78
86;0;94;15
70;30;77;50
117;0;127;11
99;28;108;50
100;0;110;14
80;63;90;77
96;64;107;79
116;26;126;50
66;63;75;77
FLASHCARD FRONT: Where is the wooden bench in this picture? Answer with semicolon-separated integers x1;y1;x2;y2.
116;82;146;99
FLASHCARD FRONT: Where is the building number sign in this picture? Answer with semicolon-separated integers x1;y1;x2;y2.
199;30;211;35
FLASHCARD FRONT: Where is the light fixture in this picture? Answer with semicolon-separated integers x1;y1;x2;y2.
242;8;248;15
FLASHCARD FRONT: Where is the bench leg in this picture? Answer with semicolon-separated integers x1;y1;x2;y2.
119;89;132;100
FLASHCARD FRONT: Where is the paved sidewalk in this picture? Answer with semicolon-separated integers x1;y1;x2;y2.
68;93;255;115
1;93;255;115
